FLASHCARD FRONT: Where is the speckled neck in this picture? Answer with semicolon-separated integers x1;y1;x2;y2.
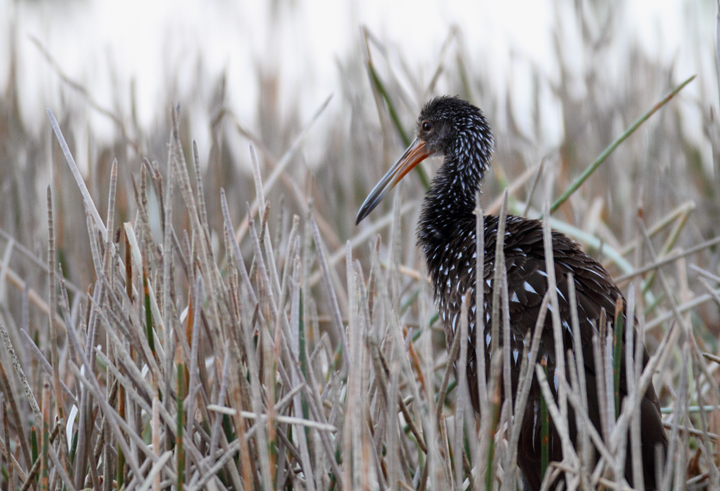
417;131;493;250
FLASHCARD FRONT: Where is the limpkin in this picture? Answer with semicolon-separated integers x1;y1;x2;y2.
355;96;667;490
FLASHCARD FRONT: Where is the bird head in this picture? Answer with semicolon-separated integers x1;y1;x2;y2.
355;96;493;225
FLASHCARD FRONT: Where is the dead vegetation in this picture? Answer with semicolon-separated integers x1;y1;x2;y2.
0;3;719;490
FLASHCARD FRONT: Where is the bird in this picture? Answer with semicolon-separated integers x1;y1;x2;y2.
355;96;667;490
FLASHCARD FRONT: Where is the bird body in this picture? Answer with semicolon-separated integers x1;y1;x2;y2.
356;96;667;490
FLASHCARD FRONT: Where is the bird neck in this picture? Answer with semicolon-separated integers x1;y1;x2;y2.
418;153;487;245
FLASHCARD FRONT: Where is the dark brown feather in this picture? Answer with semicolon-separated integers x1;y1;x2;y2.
422;213;667;490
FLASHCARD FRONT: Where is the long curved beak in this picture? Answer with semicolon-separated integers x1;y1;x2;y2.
355;138;433;225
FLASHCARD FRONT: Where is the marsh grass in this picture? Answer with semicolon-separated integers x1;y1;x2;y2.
0;4;719;490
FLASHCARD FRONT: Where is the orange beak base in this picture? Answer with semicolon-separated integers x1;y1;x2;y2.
355;138;433;224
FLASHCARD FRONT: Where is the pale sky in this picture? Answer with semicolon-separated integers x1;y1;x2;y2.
0;0;715;154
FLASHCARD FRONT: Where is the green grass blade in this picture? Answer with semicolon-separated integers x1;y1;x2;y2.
143;266;155;356
177;363;185;491
540;359;549;484
367;61;410;146
613;299;624;420
365;59;431;189
550;75;696;215
31;426;38;466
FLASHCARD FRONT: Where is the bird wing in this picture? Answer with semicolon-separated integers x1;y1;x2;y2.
480;215;655;402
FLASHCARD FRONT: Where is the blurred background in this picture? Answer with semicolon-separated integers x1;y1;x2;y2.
0;0;718;326
1;0;716;148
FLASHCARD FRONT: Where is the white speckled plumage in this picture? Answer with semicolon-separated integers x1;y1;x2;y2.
357;96;666;491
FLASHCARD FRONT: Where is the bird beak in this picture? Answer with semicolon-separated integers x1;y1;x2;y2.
355;138;433;225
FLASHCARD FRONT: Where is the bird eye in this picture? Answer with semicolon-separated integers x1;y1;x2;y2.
421;121;432;132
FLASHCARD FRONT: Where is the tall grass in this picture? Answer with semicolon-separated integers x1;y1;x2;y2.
0;3;719;490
